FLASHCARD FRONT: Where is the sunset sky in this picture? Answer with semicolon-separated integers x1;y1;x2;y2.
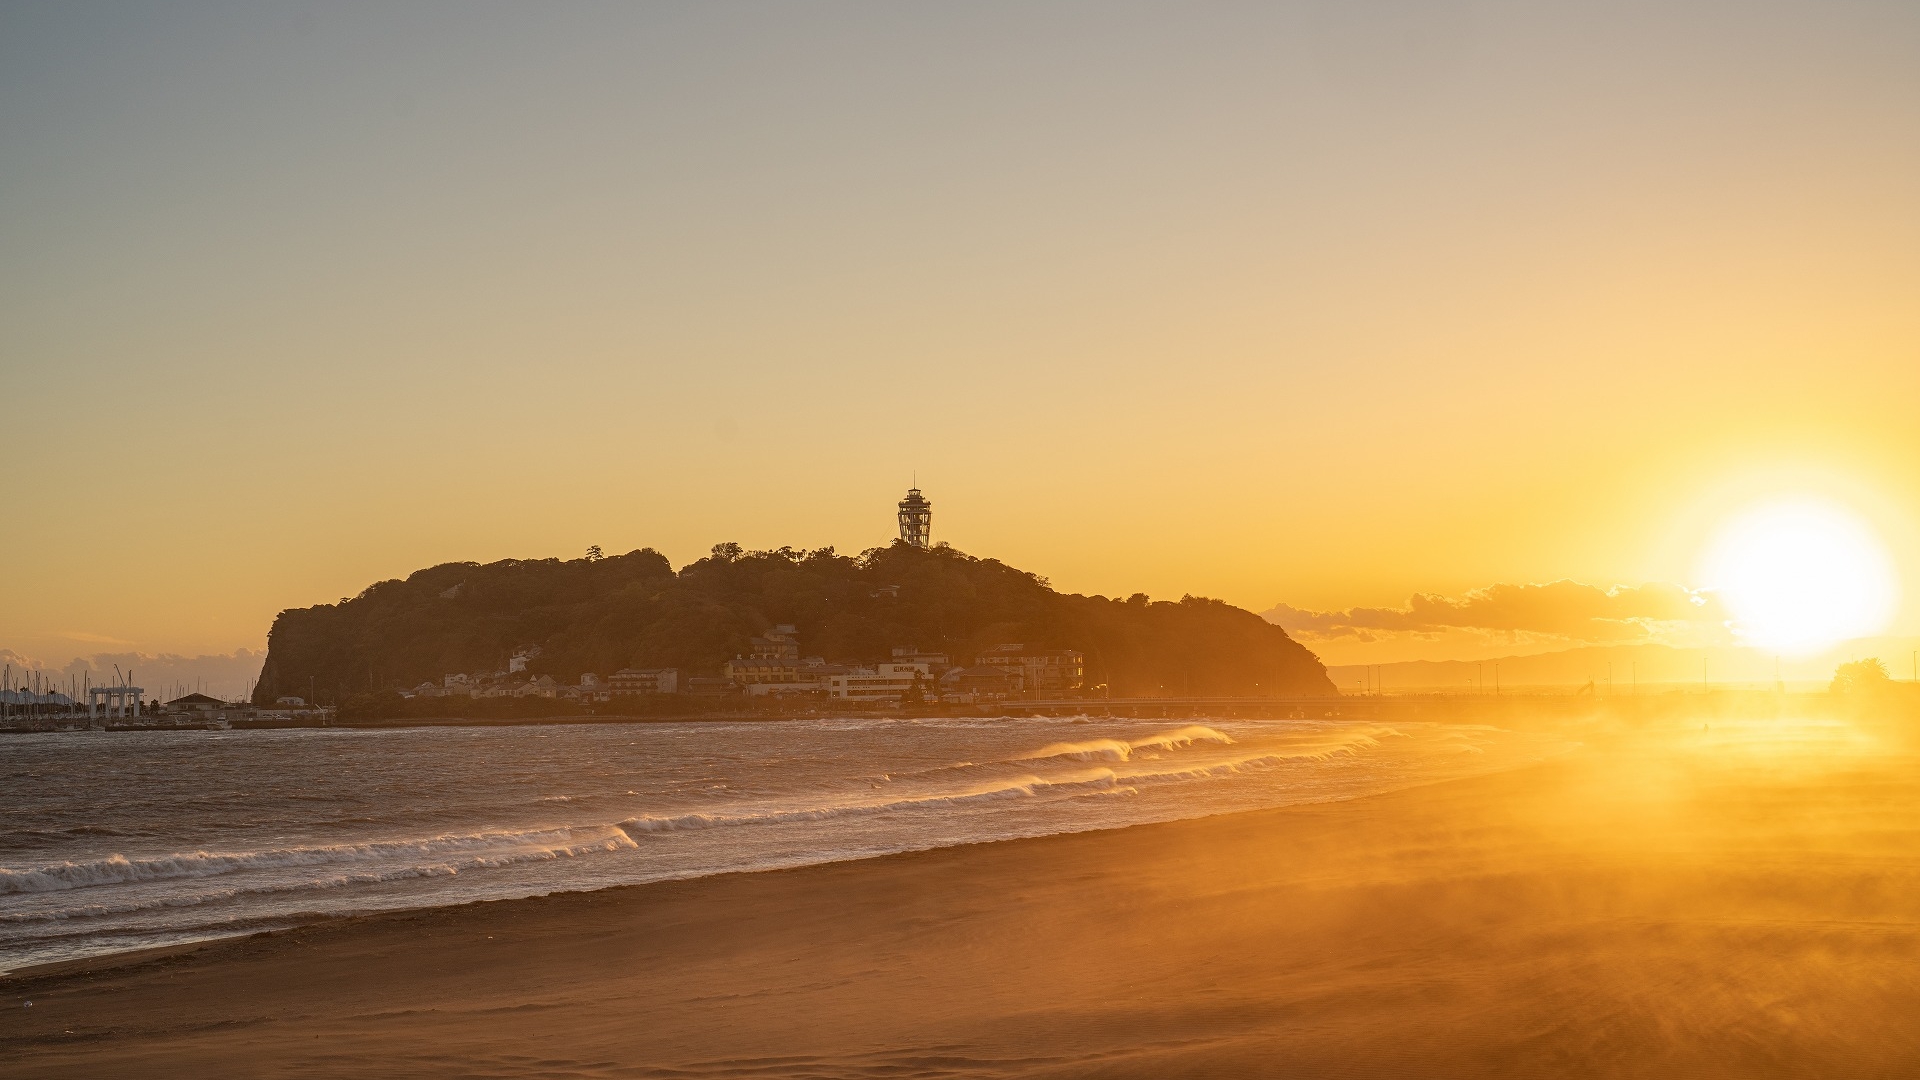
4;2;1917;678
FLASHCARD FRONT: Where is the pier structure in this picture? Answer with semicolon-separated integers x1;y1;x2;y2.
897;487;932;549
89;684;145;720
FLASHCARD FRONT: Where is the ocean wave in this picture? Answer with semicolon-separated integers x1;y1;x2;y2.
1113;732;1383;786
1019;725;1236;764
1116;754;1290;786
0;826;636;896
0;838;631;924
5;824;152;843
1020;738;1135;763
621;771;1126;835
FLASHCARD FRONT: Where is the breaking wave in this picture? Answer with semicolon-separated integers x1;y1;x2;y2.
620;772;1127;834
0;826;636;896
1113;736;1378;787
621;728;1376;836
1018;725;1235;763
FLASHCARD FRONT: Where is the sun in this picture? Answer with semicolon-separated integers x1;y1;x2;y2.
1698;497;1900;656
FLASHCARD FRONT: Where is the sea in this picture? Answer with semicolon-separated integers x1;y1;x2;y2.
0;715;1572;973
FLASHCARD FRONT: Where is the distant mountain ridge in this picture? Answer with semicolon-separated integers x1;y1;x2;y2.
252;542;1334;705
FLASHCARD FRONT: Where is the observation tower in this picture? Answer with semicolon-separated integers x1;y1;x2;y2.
897;487;932;549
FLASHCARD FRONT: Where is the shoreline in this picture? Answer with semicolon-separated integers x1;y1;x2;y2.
7;726;1918;1077
3;743;1550;981
0;692;1724;735
4;687;1863;738
1;755;1551;981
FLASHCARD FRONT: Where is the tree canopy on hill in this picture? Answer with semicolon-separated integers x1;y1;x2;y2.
252;542;1334;705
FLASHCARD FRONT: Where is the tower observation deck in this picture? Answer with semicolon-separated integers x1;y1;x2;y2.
897;487;932;549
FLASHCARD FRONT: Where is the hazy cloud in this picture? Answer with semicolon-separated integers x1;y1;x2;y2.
0;649;45;673
0;648;265;700
54;630;136;645
1265;581;1728;644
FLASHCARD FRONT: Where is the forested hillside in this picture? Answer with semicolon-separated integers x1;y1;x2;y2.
252;542;1334;705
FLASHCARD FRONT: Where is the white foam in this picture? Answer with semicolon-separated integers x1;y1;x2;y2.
1;834;648;924
0;826;636;896
1020;738;1135;763
1113;732;1385;786
1018;725;1236;765
621;771;1124;835
1127;725;1237;752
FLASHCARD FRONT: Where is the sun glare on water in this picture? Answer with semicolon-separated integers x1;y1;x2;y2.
1699;497;1900;656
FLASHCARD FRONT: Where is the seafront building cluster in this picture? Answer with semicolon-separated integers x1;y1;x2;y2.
0;629;1087;730
402;625;1086;706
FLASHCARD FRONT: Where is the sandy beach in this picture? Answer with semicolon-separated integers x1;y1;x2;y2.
5;719;1919;1078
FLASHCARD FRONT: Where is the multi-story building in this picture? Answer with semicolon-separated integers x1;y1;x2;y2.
749;625;802;662
890;646;951;674
722;657;799;686
828;662;932;701
936;666;1024;702
726;625;823;690
610;667;679;696
738;660;850;697
973;645;1085;695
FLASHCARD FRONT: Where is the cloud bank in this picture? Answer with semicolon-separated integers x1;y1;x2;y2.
1265;581;1728;646
0;648;265;701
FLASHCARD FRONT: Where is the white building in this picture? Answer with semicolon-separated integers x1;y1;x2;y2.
827;662;931;701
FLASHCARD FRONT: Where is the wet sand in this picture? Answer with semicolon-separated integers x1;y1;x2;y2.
5;723;1920;1078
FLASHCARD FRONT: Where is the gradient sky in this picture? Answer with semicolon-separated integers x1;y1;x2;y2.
4;1;1918;669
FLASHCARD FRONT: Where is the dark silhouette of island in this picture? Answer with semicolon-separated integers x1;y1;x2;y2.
252;541;1333;711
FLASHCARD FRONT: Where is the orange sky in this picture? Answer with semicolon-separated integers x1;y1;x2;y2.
3;2;1917;671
